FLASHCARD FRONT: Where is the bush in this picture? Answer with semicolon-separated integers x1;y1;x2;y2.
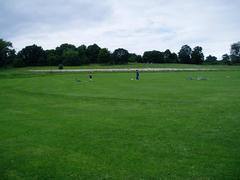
58;64;63;69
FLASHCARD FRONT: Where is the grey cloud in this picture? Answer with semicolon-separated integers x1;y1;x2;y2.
0;0;112;38
1;0;239;58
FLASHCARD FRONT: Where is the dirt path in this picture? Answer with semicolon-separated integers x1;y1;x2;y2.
30;68;218;73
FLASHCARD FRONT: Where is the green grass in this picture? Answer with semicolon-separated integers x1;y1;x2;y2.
0;68;240;179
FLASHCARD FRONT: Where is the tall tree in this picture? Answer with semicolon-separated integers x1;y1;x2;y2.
112;48;129;64
178;45;192;64
143;51;164;63
169;52;178;63
164;49;172;63
17;45;46;66
163;50;178;63
205;55;217;64
230;42;240;63
191;46;204;64
0;39;15;67
86;44;101;63
136;55;143;63
78;45;89;64
62;49;80;66
222;54;230;64
127;53;143;63
128;53;139;63
97;48;111;64
56;44;76;55
53;43;77;65
46;49;61;66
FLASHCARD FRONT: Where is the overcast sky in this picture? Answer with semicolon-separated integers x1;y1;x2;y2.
1;0;239;58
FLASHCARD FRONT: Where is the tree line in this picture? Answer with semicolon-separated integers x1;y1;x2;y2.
0;38;240;68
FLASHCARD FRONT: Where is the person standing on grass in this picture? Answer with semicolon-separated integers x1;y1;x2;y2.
89;72;93;80
136;70;140;80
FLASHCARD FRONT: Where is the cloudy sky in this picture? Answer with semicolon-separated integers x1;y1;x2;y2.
1;0;239;58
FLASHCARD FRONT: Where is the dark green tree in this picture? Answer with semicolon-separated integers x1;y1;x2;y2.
86;44;101;63
78;45;89;64
205;55;217;64
46;49;61;66
164;49;172;63
230;42;240;64
136;55;143;63
191;46;204;64
128;53;142;63
128;53;138;63
13;58;25;67
143;51;164;63
112;48;129;64
62;49;80;66
0;39;15;67
97;48;111;64
178;45;192;64
17;45;46;66
221;54;231;65
169;52;178;63
54;43;77;65
56;44;76;55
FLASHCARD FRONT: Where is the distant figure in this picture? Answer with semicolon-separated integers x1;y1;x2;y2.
89;72;93;80
136;70;140;80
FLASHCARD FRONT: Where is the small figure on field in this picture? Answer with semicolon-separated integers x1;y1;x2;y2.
136;70;140;80
89;72;93;80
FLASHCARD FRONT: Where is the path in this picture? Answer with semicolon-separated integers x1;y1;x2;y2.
30;68;218;73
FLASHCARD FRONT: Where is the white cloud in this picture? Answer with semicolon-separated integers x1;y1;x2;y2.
1;0;239;58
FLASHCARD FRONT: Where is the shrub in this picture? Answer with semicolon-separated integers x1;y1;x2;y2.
58;64;64;69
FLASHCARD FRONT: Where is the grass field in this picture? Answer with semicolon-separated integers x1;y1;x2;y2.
0;66;240;179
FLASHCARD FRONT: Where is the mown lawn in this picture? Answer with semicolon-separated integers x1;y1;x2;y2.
0;69;240;179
